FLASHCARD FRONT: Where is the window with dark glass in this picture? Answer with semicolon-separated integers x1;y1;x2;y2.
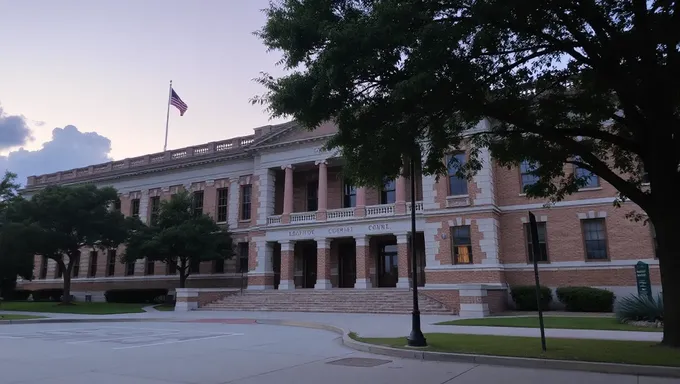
213;259;225;274
240;185;252;221
520;160;540;192
149;196;160;225
125;260;135;276
192;191;204;217
238;242;249;273
525;222;548;262
381;180;396;204
88;251;98;277
307;181;318;211
106;249;116;277
167;261;177;275
114;198;121;211
145;258;155;275
39;256;48;279
447;153;468;196
451;226;472;264
574;160;599;188
343;183;356;208
71;254;80;278
190;259;200;274
582;219;608;260
131;198;140;218
217;188;229;222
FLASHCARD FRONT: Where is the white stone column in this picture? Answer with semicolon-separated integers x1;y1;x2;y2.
256;168;276;226
459;288;490;318
175;288;199;311
228;178;240;227
396;233;411;289
248;239;275;290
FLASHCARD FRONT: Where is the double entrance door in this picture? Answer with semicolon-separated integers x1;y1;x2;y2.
377;244;399;287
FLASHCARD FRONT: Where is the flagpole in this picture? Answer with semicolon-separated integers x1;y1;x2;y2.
163;80;172;152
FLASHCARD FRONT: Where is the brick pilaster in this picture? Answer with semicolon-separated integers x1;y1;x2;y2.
354;236;371;288
279;240;295;290
315;238;332;289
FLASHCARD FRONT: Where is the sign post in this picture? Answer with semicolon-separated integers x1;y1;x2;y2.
635;261;653;299
528;212;547;352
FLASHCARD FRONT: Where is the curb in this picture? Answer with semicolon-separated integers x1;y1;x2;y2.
255;319;680;379
0;318;168;325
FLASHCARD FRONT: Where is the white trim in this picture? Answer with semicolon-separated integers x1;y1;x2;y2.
354;278;370;289
422;283;506;291
314;279;332;289
499;197;617;212
28;273;246;284
425;259;659;273
278;280;295;290
396;277;410;289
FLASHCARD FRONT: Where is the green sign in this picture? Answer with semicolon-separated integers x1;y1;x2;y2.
635;261;652;299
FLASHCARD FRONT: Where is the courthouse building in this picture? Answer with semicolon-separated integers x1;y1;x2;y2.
19;120;660;316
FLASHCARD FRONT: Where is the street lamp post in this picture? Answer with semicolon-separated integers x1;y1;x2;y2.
407;156;427;347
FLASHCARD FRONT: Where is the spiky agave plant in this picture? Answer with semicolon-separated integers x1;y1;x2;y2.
615;293;664;323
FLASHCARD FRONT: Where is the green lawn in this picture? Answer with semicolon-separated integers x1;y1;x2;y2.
0;314;46;320
352;333;680;367
154;304;175;311
436;316;662;332
0;301;147;315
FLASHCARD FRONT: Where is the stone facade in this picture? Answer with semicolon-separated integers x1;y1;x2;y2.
19;120;659;315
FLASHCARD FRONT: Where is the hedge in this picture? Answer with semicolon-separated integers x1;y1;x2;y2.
510;285;552;311
105;289;169;304
2;289;32;301
32;289;64;302
556;286;615;312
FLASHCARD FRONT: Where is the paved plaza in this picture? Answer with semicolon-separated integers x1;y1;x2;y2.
0;320;674;384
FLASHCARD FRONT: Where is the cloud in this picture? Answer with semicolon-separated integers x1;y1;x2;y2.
0;106;33;150
0;125;112;186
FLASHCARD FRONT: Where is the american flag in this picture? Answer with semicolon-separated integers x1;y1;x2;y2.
170;88;188;116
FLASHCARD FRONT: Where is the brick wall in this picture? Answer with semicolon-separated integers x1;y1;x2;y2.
422;290;460;314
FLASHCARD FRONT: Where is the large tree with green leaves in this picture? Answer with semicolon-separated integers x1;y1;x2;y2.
9;185;130;304
123;192;235;288
254;1;680;346
0;171;33;299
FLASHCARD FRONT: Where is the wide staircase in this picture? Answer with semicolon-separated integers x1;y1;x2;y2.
202;289;452;315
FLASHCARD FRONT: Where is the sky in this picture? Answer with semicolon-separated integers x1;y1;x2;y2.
0;0;289;184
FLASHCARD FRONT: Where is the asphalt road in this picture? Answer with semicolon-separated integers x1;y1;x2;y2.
0;321;673;384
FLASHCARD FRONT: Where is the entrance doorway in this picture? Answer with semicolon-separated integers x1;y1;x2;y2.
338;242;356;288
377;243;398;287
300;242;317;288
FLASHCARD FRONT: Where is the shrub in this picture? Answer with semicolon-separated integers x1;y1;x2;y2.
556;286;615;312
510;285;552;311
2;289;32;301
105;289;169;304
31;289;64;302
615;293;664;323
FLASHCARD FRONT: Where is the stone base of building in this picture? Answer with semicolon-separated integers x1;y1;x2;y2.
422;284;507;316
174;288;240;311
247;273;275;290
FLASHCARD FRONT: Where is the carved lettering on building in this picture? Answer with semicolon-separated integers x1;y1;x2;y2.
328;226;353;235
289;229;315;237
367;223;391;231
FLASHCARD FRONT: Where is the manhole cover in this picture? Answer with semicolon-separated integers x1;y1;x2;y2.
326;357;392;367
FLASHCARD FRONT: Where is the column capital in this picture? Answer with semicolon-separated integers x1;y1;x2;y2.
353;235;369;247
314;159;328;166
395;233;409;244
278;240;295;252
315;238;331;249
281;164;294;170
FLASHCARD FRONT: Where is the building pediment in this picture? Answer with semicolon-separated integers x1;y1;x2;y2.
250;121;338;150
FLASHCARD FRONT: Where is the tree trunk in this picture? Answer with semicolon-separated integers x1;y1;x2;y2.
654;213;680;347
60;258;73;305
179;259;188;289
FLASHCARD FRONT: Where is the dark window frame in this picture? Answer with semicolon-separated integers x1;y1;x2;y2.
39;256;48;279
149;196;161;225
238;242;249;273
88;251;98;278
106;249;117;277
581;218;609;260
145;258;155;275
125;260;135;276
381;180;396;204
240;184;252;221
447;153;468;196
213;259;225;274
114;198;121;211
131;198;141;218
216;188;229;222
519;160;540;192
451;225;473;264
343;183;357;208
306;180;318;211
190;259;201;274
574;160;600;189
192;190;204;217
524;222;549;263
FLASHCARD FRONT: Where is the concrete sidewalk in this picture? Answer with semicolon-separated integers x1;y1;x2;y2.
0;308;663;342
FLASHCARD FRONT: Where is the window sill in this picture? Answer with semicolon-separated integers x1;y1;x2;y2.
577;187;602;192
446;195;471;208
238;220;251;223
584;258;610;262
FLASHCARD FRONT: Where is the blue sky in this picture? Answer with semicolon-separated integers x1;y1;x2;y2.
0;0;288;183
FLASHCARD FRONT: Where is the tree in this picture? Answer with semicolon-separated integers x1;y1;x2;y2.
123;192;235;288
253;1;680;346
9;185;130;304
0;171;33;299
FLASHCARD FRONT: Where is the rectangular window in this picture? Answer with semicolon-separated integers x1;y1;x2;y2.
447;153;468;196
114;198;121;211
106;249;117;277
216;188;229;222
190;259;200;274
213;259;225;274
520;160;540;192
307;181;318;211
651;224;658;259
149;196;161;225
193;191;204;217
582;219;608;260
131;198;140;218
451;226;472;264
381;180;396;204
125;260;135;276
88;251;98;278
574;161;599;188
71;254;80;278
145;259;155;275
39;256;48;279
238;242;249;273
167;261;177;275
343;183;356;208
240;184;252;221
525;222;548;262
